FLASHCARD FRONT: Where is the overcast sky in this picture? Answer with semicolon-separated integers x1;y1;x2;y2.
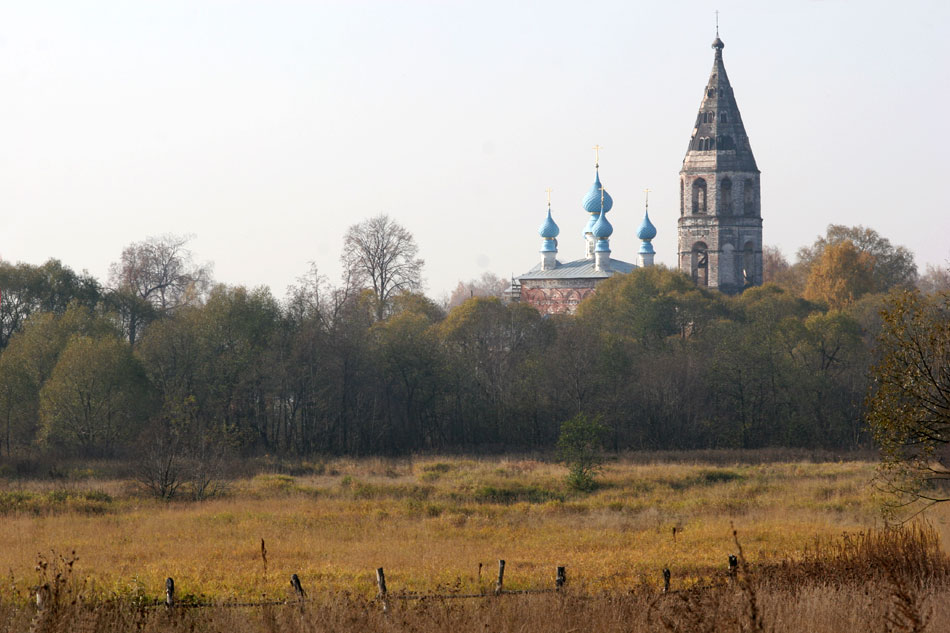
1;0;947;300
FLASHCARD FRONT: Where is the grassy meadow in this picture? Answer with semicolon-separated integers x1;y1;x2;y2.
4;452;945;605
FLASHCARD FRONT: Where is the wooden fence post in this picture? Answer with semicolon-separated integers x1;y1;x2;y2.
662;568;671;593
556;566;566;591
165;578;175;608
376;567;389;613
290;573;306;600
494;560;505;595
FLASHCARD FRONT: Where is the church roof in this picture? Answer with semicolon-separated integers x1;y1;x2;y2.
517;257;636;280
682;36;758;173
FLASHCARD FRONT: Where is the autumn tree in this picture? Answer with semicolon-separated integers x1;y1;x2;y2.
803;240;876;308
798;224;918;292
867;290;950;512
342;214;424;321
107;234;212;344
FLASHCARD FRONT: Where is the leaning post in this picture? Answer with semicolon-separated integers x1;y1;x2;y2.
495;560;506;595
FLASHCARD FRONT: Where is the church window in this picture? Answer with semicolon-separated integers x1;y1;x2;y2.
692;178;707;214
692;242;709;286
720;178;732;215
743;179;755;215
707;89;716;97
720;112;728;123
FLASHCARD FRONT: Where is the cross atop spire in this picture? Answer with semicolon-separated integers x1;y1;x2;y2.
644;187;651;211
715;9;719;37
545;187;553;207
592;144;602;169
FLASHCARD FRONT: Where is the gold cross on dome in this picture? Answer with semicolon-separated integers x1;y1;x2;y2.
644;187;651;209
545;187;553;206
592;144;603;166
715;9;719;36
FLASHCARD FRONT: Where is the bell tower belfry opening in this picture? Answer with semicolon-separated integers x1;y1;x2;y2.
677;33;762;294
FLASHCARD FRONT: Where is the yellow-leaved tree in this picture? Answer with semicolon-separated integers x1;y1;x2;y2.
803;240;876;309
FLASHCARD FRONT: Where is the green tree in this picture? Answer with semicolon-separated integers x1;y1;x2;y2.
0;304;120;452
557;413;608;491
0;259;100;349
39;335;152;455
867;290;950;512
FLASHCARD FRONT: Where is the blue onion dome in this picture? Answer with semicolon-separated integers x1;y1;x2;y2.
538;208;559;239
637;210;657;240
591;211;613;239
582;171;613;214
583;212;598;236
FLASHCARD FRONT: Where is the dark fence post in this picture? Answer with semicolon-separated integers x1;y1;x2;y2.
556;566;566;591
290;574;306;600
376;567;389;613
662;568;671;593
165;578;175;608
495;560;505;595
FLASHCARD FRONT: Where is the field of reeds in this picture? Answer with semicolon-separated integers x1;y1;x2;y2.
2;453;950;632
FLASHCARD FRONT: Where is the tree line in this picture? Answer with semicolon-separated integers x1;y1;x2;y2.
0;218;946;462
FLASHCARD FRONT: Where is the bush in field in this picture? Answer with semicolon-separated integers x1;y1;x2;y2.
557;413;607;491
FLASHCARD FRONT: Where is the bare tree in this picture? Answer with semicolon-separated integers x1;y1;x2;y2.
918;261;950;295
342;215;424;320
446;272;510;309
761;245;790;284
108;234;212;344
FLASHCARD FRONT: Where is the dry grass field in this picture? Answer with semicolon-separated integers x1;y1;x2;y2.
2;453;950;631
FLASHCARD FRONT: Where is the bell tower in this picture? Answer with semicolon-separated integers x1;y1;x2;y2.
677;34;762;294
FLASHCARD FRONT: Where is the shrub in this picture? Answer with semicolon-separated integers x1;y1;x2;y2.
557;413;608;491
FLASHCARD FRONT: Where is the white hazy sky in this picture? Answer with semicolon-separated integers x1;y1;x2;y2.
1;1;948;300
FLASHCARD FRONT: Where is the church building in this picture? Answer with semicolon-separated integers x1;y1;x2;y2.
510;33;761;314
511;154;657;316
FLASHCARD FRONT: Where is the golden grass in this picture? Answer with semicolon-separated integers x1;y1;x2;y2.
1;455;946;603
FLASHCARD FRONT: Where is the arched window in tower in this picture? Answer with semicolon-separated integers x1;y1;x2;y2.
743;179;755;215
743;241;755;286
720;178;732;215
692;242;709;286
720;112;728;123
692;178;707;214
